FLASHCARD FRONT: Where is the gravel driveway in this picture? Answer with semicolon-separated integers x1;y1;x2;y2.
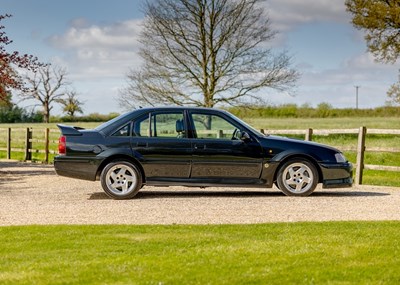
1;161;399;226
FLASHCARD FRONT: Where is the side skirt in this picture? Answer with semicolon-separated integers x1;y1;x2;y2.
145;178;271;188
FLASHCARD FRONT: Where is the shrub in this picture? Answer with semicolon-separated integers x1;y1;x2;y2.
50;112;120;123
228;105;400;118
0;106;43;123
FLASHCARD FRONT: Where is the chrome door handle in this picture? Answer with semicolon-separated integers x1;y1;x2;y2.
194;144;206;150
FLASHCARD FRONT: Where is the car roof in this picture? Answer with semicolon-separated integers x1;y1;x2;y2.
127;106;233;118
136;106;225;112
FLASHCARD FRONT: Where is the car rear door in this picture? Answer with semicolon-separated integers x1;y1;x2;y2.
131;111;192;179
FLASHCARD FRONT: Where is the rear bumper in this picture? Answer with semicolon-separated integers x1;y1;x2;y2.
320;162;353;189
54;156;103;181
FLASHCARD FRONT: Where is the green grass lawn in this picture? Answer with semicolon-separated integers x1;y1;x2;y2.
0;222;399;285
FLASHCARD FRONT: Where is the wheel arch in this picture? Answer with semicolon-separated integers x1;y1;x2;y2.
96;155;146;183
273;154;323;184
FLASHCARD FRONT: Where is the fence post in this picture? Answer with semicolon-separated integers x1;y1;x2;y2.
7;128;11;160
24;128;32;161
305;128;313;141
355;126;366;185
44;128;50;163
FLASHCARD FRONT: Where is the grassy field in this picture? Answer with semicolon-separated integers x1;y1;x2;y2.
0;222;399;285
245;116;400;130
0;117;399;187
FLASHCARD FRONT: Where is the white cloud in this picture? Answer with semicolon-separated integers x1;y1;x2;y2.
299;53;397;86
44;18;145;114
290;52;399;108
345;53;399;71
48;19;143;81
265;0;351;32
50;19;142;49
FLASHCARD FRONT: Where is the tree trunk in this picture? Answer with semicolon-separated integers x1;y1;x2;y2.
43;101;50;123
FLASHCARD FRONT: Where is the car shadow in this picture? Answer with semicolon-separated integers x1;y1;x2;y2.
89;190;286;200
0;168;54;185
0;162;54;174
0;173;18;186
88;189;390;200
0;161;54;186
312;191;389;197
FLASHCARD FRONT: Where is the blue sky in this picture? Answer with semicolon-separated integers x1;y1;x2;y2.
2;0;399;115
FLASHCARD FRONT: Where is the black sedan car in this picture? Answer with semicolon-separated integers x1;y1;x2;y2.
54;107;352;199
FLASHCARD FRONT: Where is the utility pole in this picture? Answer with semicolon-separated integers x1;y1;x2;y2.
354;85;361;109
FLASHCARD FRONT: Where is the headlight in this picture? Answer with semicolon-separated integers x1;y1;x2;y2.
335;153;347;163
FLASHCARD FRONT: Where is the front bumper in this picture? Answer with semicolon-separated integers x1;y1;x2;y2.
323;177;353;188
320;162;353;189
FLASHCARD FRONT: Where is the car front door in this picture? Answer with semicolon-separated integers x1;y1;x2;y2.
131;111;192;180
189;112;263;181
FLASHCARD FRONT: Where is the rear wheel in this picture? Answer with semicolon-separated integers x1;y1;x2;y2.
100;160;142;199
276;159;318;196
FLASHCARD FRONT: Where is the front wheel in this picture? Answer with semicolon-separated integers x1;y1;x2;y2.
276;159;318;196
100;160;142;199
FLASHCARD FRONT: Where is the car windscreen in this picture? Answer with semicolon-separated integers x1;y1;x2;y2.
225;112;266;137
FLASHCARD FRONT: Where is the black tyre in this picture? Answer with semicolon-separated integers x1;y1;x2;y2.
276;159;318;196
100;160;142;199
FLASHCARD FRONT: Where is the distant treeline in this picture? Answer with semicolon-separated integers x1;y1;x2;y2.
0;107;120;124
50;113;120;123
2;104;400;123
228;104;400;118
0;106;43;123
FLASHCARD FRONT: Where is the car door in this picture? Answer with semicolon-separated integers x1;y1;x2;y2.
131;111;192;179
189;112;263;180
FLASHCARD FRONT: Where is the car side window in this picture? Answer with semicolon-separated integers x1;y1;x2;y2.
133;112;186;138
134;116;150;137
111;123;130;137
191;113;238;140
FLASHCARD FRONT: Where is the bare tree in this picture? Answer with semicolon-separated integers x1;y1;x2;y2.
120;0;299;109
21;65;69;123
56;90;84;119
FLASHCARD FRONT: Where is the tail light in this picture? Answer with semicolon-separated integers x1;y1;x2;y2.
58;136;66;155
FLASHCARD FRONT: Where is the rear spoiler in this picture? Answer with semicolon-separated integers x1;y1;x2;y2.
57;124;84;136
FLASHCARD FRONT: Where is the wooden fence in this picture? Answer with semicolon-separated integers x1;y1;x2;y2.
0;126;399;185
0;128;59;163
